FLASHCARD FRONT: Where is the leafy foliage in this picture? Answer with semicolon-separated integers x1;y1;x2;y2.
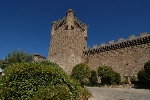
98;66;113;78
114;72;121;85
0;60;7;70
0;49;33;69
33;85;91;100
71;63;91;85
0;59;3;65
130;76;137;84
0;62;91;100
137;70;150;88
138;70;149;83
89;70;98;85
144;60;150;74
137;60;150;88
32;85;72;100
39;61;60;68
98;66;121;85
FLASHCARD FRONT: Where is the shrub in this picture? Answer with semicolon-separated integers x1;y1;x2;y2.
89;70;98;85
0;62;91;100
137;70;150;84
71;63;91;86
39;61;60;68
137;60;150;88
98;66;121;85
144;60;150;74
32;85;72;100
114;72;121;85
130;76;137;84
98;66;113;78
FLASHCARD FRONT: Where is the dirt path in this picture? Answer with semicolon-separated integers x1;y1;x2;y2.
87;87;150;100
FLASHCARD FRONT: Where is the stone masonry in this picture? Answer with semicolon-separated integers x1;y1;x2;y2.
33;54;47;62
83;32;150;78
48;9;150;78
48;9;87;74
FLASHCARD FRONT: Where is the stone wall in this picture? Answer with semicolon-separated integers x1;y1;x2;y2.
33;54;47;62
48;9;87;74
83;32;150;78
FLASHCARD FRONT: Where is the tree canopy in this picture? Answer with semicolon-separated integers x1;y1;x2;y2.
71;63;91;86
0;49;33;69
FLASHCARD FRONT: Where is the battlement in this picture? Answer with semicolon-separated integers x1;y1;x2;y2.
84;32;150;55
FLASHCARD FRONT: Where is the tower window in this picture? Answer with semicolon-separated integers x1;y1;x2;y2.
65;25;68;30
71;26;74;30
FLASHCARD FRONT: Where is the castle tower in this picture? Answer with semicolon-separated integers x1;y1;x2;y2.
48;9;87;74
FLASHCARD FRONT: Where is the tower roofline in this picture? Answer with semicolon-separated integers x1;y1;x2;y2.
66;9;75;16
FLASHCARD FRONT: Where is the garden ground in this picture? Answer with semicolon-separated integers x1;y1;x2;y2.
87;86;150;100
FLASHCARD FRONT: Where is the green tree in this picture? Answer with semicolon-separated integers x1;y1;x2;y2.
138;70;149;83
114;72;121;85
71;63;91;86
0;49;33;69
137;60;150;88
0;59;5;70
0;59;3;65
0;62;91;100
89;70;98;85
98;66;121;85
144;60;150;74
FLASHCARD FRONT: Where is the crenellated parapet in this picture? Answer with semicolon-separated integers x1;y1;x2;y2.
84;32;150;56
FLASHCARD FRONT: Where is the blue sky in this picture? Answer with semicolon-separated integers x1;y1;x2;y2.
0;0;150;60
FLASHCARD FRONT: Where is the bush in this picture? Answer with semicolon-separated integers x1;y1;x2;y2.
137;70;150;84
32;85;72;100
144;60;150;74
114;72;121;85
130;76;137;84
39;61;60;68
98;66;113;78
0;62;91;100
89;70;98;85
98;66;121;85
137;60;150;88
71;63;91;86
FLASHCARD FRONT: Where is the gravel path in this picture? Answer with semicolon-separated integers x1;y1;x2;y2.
87;87;150;100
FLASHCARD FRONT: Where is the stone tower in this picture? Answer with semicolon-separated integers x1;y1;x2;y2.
48;9;87;74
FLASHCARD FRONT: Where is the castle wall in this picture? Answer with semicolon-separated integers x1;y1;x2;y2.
84;33;150;78
48;9;150;79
